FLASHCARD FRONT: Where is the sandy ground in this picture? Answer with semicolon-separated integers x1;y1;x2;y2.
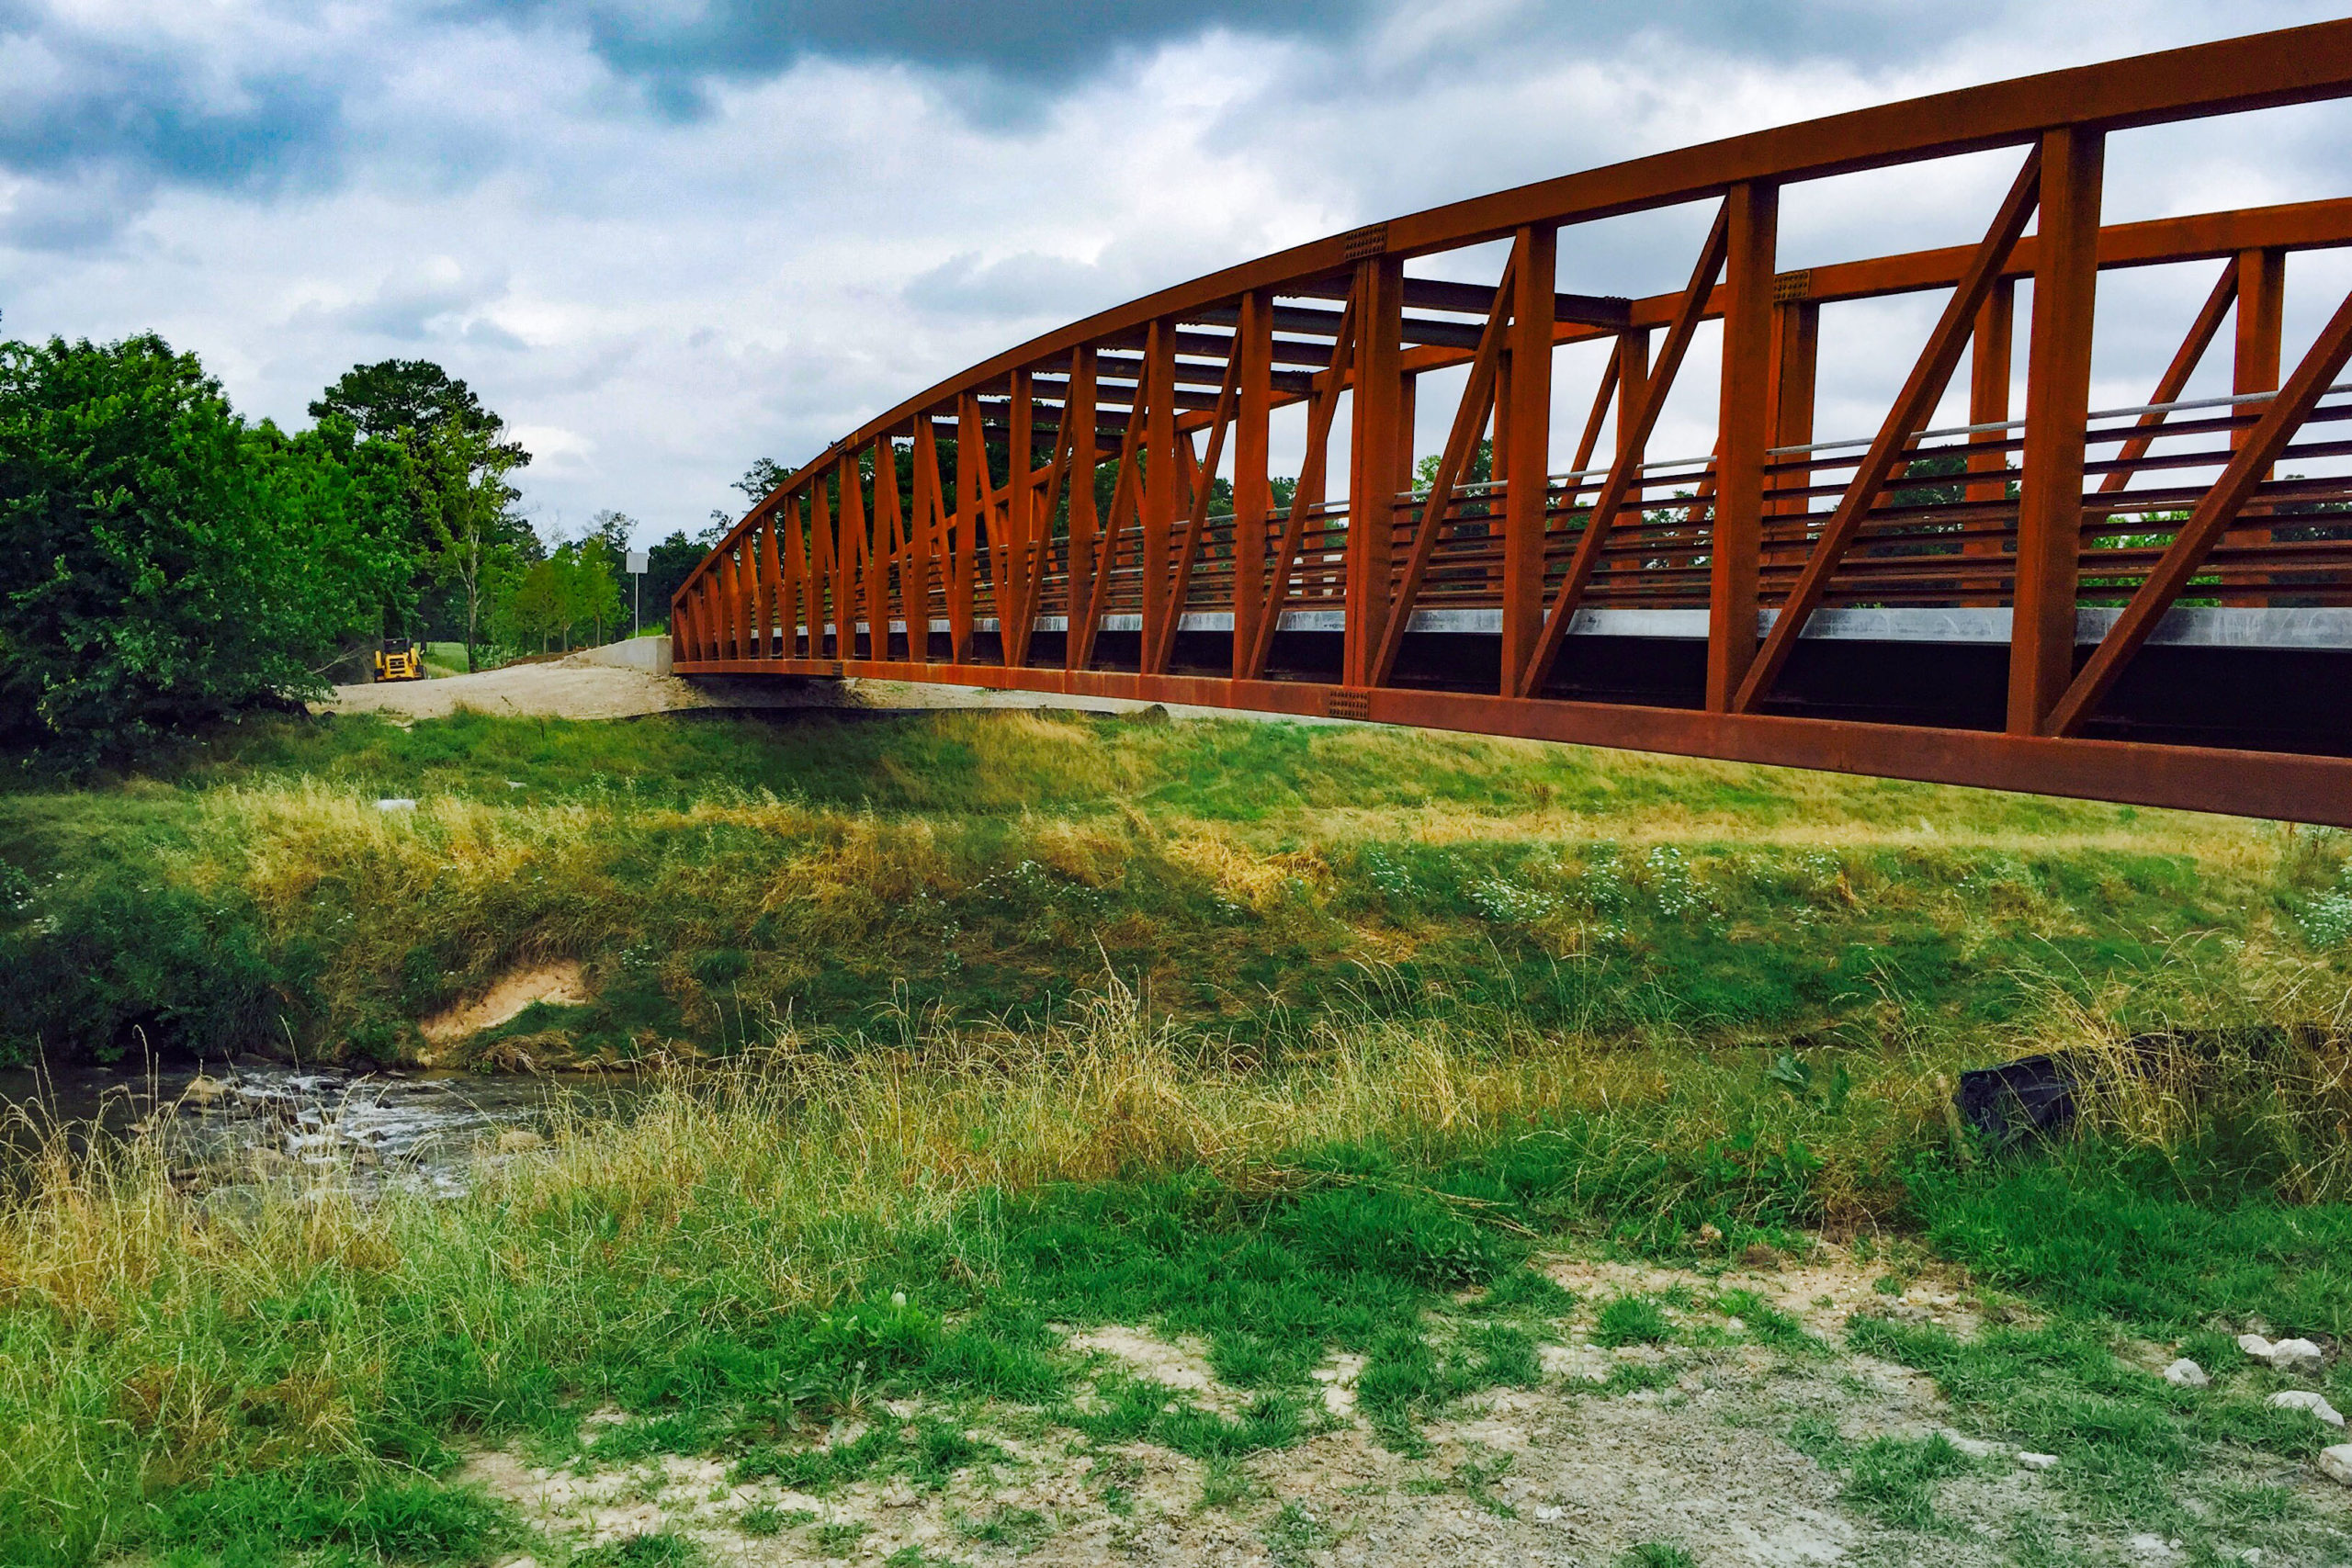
328;657;844;723
327;652;1334;727
418;961;590;1050
460;1249;2352;1568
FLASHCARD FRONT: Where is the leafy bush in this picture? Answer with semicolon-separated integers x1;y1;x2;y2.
0;333;413;763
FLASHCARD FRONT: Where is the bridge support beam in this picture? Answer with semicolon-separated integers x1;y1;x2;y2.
2008;125;2104;736
1709;180;1779;712
1345;255;1405;688
1961;276;2015;602
1066;351;1098;670
1500;225;1556;694
1232;293;1273;679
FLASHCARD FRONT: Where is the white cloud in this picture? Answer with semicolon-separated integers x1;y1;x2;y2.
0;0;2346;544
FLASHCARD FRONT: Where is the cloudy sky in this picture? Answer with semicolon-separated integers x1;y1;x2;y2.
5;1;2348;545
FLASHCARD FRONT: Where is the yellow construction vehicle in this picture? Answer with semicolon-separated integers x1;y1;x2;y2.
373;637;424;682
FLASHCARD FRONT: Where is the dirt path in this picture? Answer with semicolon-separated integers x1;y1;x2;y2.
327;656;852;722
328;654;1329;727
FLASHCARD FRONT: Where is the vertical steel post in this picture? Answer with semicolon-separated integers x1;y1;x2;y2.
776;495;800;659
1345;254;1405;687
1766;298;1818;517
1709;180;1778;712
2008;126;2103;736
809;478;837;659
1615;330;1651;467
1008;369;1035;662
1962;278;2016;600
2229;247;2287;602
2234;248;2287;430
719;545;741;660
908;425;937;661
836;451;865;660
1611;328;1652;556
737;536;756;656
751;516;773;660
1499;224;1556;694
1763;297;1818;604
1396;372;1419;497
866;439;893;660
952;396;980;662
1232;292;1272;678
1066;351;1099;669
1141;320;1178;672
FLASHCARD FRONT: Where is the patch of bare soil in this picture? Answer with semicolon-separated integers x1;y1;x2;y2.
458;1250;2351;1568
418;960;590;1053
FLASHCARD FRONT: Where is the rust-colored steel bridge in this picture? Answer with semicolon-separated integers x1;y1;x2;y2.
676;23;2352;827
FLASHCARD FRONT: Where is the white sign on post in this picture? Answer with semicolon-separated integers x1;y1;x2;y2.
626;549;649;637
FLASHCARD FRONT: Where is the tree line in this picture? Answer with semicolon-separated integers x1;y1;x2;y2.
0;331;707;762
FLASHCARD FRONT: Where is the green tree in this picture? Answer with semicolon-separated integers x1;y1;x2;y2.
572;535;625;645
309;359;511;447
417;419;529;674
311;359;531;644
734;457;793;503
0;334;410;761
643;525;720;629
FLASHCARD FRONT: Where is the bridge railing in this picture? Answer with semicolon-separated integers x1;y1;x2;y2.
674;22;2352;824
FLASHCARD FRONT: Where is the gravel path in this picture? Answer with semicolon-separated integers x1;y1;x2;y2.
328;652;1329;727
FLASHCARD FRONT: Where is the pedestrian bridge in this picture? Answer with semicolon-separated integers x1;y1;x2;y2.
676;22;2352;827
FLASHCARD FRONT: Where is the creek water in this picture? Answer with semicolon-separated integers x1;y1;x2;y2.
0;1059;644;1200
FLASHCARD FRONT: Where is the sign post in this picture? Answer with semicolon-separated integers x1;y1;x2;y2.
626;548;649;637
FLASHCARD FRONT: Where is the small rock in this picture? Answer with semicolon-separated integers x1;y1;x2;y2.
496;1559;540;1568
492;1129;545;1155
1724;1317;1746;1335
1532;1506;1563;1523
182;1074;230;1107
2127;1534;2177;1562
376;797;417;811
2017;1451;2059;1470
2239;1332;2277;1360
2319;1443;2352;1485
2267;1390;2345;1427
2267;1337;2325;1376
2163;1358;2209;1388
1696;1223;1724;1246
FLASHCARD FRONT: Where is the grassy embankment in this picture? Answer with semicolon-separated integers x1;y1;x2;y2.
2;707;2350;1565
6;704;2351;1073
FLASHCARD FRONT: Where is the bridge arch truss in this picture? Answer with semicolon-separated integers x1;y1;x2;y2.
677;22;2352;826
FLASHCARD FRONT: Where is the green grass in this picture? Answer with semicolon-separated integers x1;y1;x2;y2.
1905;1150;2352;1336
1612;1544;1696;1568
1787;1416;1975;1533
4;705;2343;1067
1841;1311;2340;1547
954;1505;1047;1551
1593;1293;1676;1348
4;707;2351;1564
